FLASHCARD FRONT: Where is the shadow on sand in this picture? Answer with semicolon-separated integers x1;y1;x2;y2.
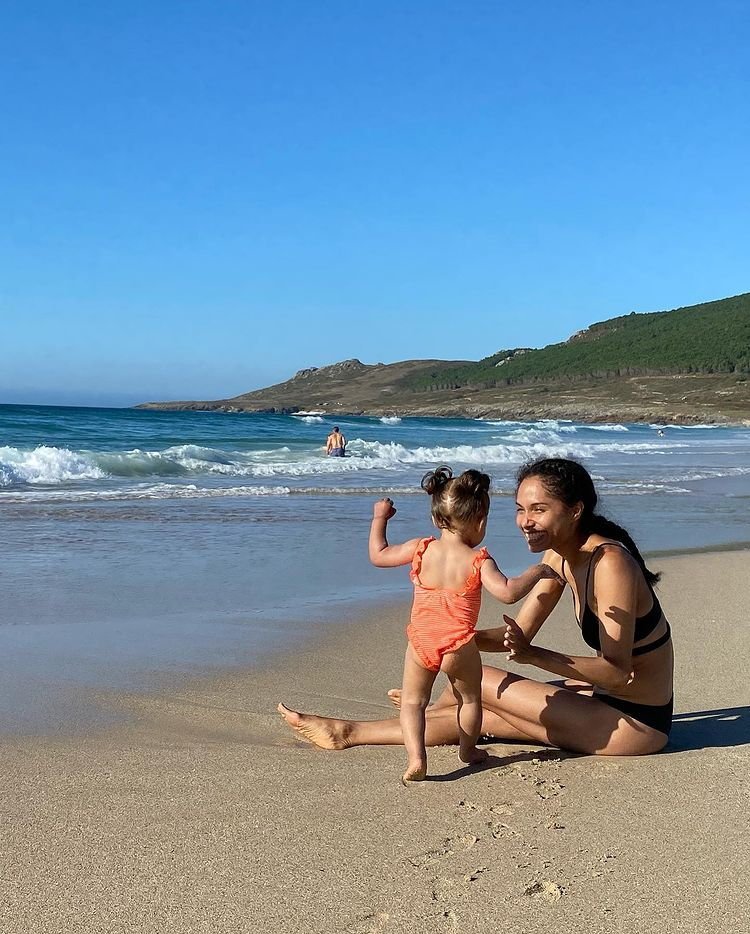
665;706;750;752
426;707;750;781
425;747;578;783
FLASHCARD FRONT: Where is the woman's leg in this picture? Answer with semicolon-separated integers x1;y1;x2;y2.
475;667;669;755
278;668;668;756
400;645;438;781
277;701;461;748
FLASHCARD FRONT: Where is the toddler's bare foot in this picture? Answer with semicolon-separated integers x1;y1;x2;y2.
402;760;428;783
459;747;489;766
277;703;351;750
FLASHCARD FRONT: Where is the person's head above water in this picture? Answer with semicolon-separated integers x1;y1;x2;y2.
421;466;491;536
515;457;659;584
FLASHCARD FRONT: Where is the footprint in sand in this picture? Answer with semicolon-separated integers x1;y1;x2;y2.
524;880;566;900
456;799;478;812
430;867;489;917
489;803;514;816
409;833;480;869
408;843;453;869
532;777;566;799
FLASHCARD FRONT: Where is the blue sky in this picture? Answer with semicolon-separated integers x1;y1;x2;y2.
2;1;748;407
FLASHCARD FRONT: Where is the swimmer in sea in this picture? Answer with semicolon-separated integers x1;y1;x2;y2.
325;426;346;457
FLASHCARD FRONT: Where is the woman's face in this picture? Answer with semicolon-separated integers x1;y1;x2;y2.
515;476;581;552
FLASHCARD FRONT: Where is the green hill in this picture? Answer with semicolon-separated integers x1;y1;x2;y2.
401;292;750;392
138;291;750;424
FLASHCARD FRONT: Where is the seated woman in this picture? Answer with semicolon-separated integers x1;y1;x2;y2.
279;458;674;757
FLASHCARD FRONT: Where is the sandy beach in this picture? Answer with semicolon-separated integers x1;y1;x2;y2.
1;548;748;934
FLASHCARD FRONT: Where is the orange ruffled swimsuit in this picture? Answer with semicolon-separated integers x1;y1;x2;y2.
407;537;490;673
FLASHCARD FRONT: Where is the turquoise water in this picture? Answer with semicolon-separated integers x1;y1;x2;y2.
1;404;749;733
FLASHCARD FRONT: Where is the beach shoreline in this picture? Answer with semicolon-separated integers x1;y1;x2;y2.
2;548;748;932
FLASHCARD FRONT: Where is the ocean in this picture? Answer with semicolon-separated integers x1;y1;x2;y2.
2;403;749;733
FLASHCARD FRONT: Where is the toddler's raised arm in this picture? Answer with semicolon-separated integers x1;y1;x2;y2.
368;498;421;568
481;557;564;604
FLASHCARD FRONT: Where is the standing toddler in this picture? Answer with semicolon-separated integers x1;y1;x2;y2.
369;466;558;782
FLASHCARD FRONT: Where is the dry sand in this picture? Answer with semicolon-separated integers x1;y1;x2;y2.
1;550;749;933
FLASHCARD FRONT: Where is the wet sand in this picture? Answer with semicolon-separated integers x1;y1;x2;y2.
1;550;749;933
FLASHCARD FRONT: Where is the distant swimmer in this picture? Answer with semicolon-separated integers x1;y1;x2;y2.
657;429;665;437
326;426;347;457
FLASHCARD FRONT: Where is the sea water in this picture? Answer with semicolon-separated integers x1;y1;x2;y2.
1;404;749;732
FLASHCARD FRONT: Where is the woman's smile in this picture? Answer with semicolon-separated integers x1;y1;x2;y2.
523;529;547;549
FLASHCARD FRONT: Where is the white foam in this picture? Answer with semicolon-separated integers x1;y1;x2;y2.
649;423;721;430
0;483;293;503
589;424;629;432
380;416;402;425
482;419;577;433
0;446;106;487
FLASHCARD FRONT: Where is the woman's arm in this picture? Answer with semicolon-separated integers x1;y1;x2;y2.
475;551;565;651
503;549;638;692
368;498;421;568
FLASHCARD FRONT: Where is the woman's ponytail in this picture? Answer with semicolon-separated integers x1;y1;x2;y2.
587;515;661;585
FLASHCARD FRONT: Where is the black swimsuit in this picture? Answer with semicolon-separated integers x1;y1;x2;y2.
565;542;673;736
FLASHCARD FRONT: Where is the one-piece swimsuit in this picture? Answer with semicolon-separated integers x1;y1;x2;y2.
407;537;489;673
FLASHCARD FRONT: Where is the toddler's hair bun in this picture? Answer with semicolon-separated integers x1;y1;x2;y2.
458;468;491;495
421;465;453;496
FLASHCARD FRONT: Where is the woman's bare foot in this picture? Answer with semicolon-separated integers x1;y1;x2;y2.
459;747;489;766
402;760;428;783
387;687;456;711
277;703;352;750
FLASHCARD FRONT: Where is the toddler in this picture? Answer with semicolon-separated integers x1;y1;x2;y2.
369;466;558;782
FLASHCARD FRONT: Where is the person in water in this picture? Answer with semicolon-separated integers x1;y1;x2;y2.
279;458;674;758
326;426;346;457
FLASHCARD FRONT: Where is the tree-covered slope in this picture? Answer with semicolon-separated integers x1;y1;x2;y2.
402;292;750;391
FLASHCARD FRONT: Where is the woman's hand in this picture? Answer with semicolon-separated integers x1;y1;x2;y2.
503;614;536;664
373;497;397;520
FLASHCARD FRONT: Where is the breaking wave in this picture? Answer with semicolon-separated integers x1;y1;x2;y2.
0;434;688;489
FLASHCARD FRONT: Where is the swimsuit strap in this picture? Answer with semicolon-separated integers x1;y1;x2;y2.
473;546;490;569
583;541;632;603
410;537;436;580
466;547;490;587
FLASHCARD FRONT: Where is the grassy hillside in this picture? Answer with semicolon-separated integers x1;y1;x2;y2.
137;292;750;423
401;293;750;392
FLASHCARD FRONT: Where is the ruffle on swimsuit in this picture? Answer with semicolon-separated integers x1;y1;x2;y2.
407;537;490;672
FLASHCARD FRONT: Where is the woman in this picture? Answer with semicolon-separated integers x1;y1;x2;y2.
279;458;674;756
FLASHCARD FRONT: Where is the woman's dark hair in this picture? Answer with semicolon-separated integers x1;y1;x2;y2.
516;457;660;585
421;465;491;531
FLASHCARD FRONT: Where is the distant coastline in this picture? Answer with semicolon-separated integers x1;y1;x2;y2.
137;291;750;425
135;374;750;428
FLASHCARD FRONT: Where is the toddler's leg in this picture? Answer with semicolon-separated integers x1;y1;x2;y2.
442;641;489;766
400;643;438;782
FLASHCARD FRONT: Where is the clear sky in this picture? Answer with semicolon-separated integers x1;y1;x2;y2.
2;1;748;407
